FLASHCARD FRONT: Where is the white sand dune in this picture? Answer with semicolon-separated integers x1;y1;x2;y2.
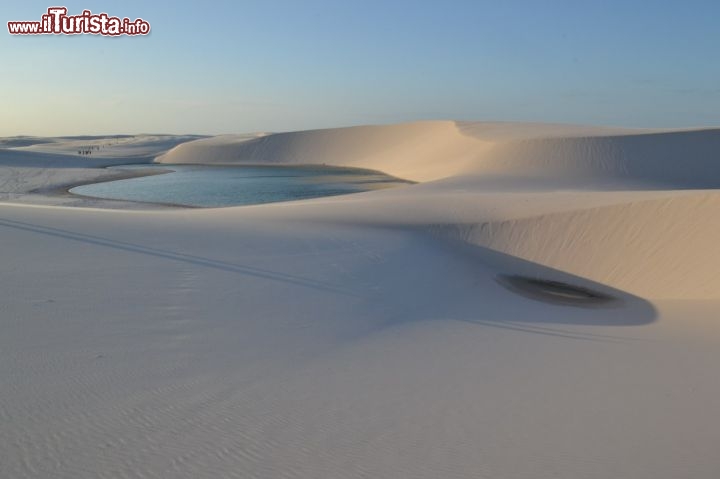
159;122;720;299
156;121;485;182
2;122;720;478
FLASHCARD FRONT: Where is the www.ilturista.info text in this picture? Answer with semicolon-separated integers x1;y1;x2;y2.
8;7;150;36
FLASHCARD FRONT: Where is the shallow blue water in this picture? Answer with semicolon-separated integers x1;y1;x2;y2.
70;164;411;207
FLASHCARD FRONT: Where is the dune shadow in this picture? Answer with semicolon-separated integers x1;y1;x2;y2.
435;238;658;331
480;244;657;326
496;274;619;307
0;215;659;339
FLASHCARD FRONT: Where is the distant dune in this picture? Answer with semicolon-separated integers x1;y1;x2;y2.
157;121;484;182
160;122;720;186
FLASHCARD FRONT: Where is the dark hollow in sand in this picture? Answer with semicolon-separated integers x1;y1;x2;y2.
496;274;619;307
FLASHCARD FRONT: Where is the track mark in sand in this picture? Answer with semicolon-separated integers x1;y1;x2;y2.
0;218;359;297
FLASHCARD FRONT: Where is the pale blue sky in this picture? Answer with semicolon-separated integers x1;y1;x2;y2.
3;0;720;135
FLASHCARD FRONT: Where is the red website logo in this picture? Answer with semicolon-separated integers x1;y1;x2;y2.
8;7;150;36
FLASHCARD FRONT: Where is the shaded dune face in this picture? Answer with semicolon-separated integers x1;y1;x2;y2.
433;239;657;326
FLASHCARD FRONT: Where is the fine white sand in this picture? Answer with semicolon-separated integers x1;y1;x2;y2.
2;122;720;478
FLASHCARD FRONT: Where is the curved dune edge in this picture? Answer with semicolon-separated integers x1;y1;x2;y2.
431;193;720;300
156;121;487;182
157;121;720;300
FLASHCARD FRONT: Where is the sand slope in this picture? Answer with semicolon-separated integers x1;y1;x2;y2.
159;121;720;300
433;192;720;299
157;121;487;182
2;122;720;478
